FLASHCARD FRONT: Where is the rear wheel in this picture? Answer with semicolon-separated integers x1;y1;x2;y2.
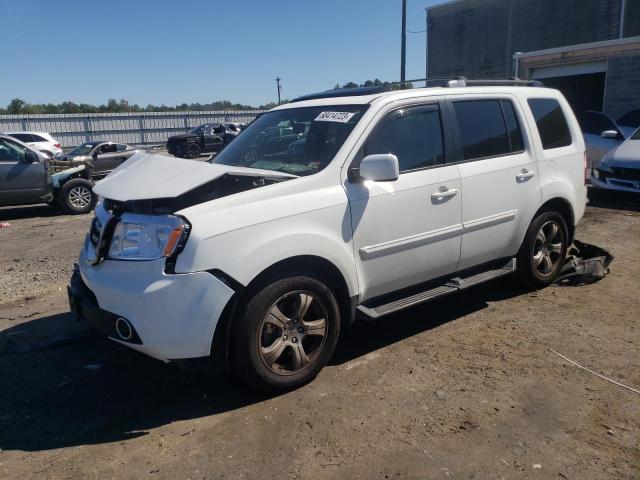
516;211;568;288
231;276;340;391
58;178;96;215
186;143;201;159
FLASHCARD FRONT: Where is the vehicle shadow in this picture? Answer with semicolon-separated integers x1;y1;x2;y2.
0;277;526;452
587;188;640;212
0;204;68;221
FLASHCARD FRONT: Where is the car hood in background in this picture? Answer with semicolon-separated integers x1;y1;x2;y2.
92;152;296;201
609;139;640;168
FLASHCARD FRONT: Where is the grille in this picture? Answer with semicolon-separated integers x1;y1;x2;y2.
611;167;640;181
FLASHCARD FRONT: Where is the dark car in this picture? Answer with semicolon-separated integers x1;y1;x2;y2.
166;123;241;159
58;141;142;179
241;122;307;163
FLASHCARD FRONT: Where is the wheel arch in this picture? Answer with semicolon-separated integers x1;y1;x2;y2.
208;255;356;374
531;197;576;243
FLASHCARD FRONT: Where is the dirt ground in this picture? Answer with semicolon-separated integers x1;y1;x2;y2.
1;192;639;480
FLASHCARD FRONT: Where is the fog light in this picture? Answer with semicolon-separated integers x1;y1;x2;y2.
115;317;133;340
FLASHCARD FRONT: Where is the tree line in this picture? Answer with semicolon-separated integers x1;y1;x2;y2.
0;98;279;115
1;80;404;115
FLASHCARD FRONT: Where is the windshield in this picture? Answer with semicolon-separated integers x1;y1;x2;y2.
68;142;97;156
618;110;640;129
211;105;367;176
631;128;640;140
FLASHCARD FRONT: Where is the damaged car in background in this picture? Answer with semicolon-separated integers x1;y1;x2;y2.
166;123;242;159
0;134;98;214
56;141;143;179
591;127;640;193
69;82;588;392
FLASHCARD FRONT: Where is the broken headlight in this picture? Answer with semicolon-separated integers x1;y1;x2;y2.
107;214;188;261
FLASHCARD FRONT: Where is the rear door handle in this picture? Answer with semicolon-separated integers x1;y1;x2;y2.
516;170;535;182
431;188;458;201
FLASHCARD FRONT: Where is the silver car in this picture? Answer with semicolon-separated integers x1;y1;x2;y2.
591;128;640;193
579;111;628;169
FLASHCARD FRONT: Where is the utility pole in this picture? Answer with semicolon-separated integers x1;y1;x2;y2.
401;0;407;87
276;77;282;104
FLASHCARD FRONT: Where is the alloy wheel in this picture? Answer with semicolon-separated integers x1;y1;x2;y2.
68;186;92;209
258;291;328;375
532;220;564;276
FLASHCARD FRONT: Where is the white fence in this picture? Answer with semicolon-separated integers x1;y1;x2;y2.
0;110;264;148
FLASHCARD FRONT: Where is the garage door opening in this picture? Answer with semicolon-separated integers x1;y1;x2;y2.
533;72;606;116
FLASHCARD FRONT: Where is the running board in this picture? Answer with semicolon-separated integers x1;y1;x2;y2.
357;258;516;319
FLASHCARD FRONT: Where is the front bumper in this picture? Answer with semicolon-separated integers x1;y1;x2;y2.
591;174;640;193
70;238;235;362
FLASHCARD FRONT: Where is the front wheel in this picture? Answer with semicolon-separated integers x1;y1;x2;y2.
516;211;568;288
185;143;201;159
58;178;97;215
231;276;341;391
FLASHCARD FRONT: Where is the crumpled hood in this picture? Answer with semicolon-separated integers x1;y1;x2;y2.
609;139;640;168
93;152;296;202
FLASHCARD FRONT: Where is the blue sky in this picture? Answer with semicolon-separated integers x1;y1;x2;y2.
0;0;441;107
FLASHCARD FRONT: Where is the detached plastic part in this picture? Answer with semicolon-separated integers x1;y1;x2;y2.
556;240;614;286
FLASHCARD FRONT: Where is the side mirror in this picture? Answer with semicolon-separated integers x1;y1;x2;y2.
600;130;620;139
92;150;99;158
24;150;39;163
355;154;399;182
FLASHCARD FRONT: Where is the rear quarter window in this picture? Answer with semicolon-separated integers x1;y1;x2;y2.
528;99;572;150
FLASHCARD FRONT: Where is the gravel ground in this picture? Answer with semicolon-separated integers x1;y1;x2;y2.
0;192;639;479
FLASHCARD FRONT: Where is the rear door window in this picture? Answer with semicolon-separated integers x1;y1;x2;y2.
528;99;572;149
30;134;48;142
453;100;514;160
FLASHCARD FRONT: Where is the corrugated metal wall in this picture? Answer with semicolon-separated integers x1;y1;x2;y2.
0;110;264;148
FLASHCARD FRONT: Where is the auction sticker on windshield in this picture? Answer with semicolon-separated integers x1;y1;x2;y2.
315;111;356;123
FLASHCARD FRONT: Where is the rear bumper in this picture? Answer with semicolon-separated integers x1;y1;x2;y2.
72;239;235;361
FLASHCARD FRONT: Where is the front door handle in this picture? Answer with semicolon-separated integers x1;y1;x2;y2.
516;170;535;182
431;188;458;202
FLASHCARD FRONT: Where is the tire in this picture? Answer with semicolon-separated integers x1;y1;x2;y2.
58;178;97;215
516;211;569;288
242;148;258;163
231;276;341;392
185;143;201;159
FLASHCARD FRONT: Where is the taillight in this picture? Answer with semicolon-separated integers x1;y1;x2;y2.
584;151;588;186
54;143;61;149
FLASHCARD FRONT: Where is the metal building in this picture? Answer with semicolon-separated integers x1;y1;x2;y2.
426;0;640;118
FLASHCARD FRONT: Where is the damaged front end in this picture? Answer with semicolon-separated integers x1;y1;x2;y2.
85;153;296;270
92;152;296;214
102;171;289;215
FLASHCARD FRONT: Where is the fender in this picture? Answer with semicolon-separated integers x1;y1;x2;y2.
176;207;360;297
517;178;578;248
51;165;86;188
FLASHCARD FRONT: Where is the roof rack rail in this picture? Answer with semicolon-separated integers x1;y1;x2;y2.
291;76;544;102
448;76;544;87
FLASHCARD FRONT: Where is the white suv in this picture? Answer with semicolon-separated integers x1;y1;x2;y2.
4;131;63;157
69;81;587;391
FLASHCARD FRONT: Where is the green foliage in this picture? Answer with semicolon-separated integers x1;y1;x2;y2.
0;98;269;115
335;79;413;90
